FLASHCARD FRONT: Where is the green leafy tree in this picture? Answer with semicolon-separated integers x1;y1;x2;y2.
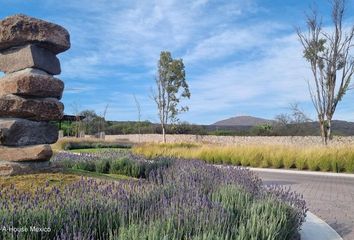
80;110;105;135
153;51;191;142
251;123;273;136
297;0;354;144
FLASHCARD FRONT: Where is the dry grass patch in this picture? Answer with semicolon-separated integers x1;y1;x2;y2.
0;173;81;193
133;143;354;173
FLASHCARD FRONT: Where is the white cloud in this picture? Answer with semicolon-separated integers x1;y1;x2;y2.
184;22;285;63
47;0;261;79
184;32;313;123
5;0;352;124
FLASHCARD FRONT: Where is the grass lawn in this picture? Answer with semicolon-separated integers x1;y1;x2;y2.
64;168;131;180
69;148;129;154
0;173;80;193
0;169;130;193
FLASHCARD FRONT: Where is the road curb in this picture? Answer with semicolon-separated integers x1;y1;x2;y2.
301;212;343;240
248;167;354;178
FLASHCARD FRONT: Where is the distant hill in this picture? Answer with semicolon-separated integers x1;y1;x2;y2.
212;116;274;126
299;120;354;136
211;116;354;136
104;117;354;136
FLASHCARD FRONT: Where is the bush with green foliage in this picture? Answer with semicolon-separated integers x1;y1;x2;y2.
64;141;131;150
53;151;172;179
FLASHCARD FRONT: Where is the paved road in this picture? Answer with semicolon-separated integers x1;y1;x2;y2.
256;171;354;240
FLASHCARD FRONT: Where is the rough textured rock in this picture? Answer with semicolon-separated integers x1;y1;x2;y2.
0;68;64;99
0;161;51;176
0;14;70;54
0;14;70;174
0;44;61;74
0;94;64;121
0;144;52;162
0;118;58;146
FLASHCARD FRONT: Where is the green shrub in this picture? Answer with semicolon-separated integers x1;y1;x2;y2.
345;155;354;173
212;185;299;240
270;154;283;168
260;158;271;168
95;160;111;174
211;185;252;215
240;155;250;166
237;199;297;240
249;152;263;167
161;142;199;149
143;159;172;178
230;154;242;165
199;150;214;163
64;141;131;150
283;153;295;169
73;161;96;172
317;154;332;172
307;158;320;171
110;158;141;178
295;156;307;170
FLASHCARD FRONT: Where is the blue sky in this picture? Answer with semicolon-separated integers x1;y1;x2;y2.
1;0;354;124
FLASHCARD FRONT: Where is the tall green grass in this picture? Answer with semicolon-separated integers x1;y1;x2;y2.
133;143;354;173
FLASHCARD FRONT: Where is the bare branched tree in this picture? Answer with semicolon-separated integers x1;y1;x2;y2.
274;103;312;136
133;94;142;142
71;101;82;137
289;103;312;124
100;103;109;132
297;0;354;144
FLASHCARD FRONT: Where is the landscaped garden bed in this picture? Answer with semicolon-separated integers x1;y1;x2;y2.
0;150;307;240
52;137;132;151
133;143;354;173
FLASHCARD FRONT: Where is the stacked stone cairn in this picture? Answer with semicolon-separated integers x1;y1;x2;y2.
0;14;70;176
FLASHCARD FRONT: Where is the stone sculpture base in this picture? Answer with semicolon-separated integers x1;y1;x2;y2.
0;14;70;176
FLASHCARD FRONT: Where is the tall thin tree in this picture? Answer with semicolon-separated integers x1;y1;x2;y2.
133;94;142;142
153;51;190;143
297;0;354;144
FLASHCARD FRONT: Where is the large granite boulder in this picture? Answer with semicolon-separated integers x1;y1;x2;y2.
0;94;64;121
0;118;58;146
0;44;61;75
0;14;70;176
0;68;64;99
0;14;70;54
0;161;51;176
0;144;52;162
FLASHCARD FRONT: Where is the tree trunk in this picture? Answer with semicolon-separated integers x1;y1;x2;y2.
162;125;166;143
327;119;332;141
319;121;328;145
319;120;333;145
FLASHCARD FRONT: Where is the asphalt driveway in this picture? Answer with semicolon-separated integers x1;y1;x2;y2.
255;170;354;240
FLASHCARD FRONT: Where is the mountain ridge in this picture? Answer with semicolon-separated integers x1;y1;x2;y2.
212;116;274;126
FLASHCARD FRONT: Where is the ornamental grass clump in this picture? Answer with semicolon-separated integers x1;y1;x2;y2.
0;158;306;240
133;143;354;173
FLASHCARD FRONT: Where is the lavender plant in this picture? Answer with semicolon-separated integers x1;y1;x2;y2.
52;150;171;178
0;156;307;240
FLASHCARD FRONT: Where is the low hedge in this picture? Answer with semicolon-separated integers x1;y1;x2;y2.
64;141;131;150
61;153;171;178
52;137;132;151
